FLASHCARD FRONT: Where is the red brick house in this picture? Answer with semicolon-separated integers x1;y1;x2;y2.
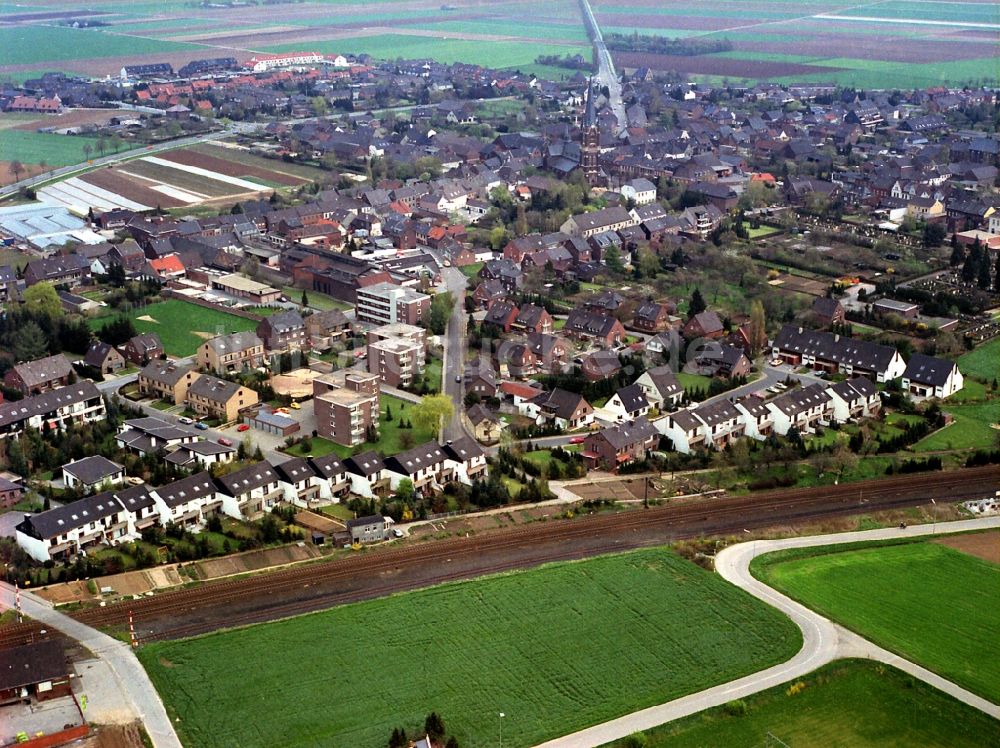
582;417;659;471
682;310;725;340
632;300;674;332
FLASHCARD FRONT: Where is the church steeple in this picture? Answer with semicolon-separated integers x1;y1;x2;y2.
581;77;600;185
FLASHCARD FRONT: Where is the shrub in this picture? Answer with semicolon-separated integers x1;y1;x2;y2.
724;699;749;717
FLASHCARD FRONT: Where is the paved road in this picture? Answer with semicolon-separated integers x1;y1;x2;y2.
439;265;475;444
0;582;182;748
579;0;625;130
536;516;1000;747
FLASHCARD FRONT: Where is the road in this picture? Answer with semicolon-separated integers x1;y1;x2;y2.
439;265;475;444
0;582;182;748
578;0;625;130
535;515;1000;747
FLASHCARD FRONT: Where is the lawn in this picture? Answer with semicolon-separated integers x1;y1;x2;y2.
753;538;1000;702
676;372;712;394
912;401;1000;452
0;130;137;167
459;261;484;279
280;285;352;312
139;548;800;748
958;337;1000;381
0;25;198;66
604;659;1000;748
747;225;781;239
88;299;259;357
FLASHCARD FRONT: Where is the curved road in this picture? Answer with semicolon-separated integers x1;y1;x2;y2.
536;516;1000;747
0;582;182;748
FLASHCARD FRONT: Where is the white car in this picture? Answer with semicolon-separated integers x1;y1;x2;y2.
179;417;194;425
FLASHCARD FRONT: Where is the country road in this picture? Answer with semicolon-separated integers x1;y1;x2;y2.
535;516;1000;747
578;0;625;130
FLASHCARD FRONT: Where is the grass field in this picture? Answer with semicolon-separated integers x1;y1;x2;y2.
753;538;1000;702
0;130;136;167
604;659;1000;748
959;338;1000;382
89;299;258;357
0;25;197;65
139;548;800;748
913;401;1000;452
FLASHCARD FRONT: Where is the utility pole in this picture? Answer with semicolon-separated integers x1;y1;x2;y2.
498;712;505;748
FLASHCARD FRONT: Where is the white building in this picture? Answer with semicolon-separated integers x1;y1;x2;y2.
901;354;964;400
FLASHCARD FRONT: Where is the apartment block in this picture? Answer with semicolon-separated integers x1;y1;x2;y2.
355;282;431;326
313;370;380;446
367;336;425;388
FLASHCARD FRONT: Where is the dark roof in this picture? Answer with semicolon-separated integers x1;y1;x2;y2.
829;376;877;403
534;388;590;420
263;309;305;334
613;383;649;414
466;403;498;425
19;490;124;538
692;399;740;427
565;309;621;338
115;483;154;513
685;311;724;335
0;382;102;429
10;354;72;388
62;455;123;484
811;296;843;318
384;441;446;476
441;436;485;463
903;353;957;387
309;453;346;478
344;450;384;477
769;382;832;417
139;360;195;387
213;461;278;495
595;416;658;450
346;514;384;530
514;303;548;328
188;375;243;403
153;471;217;508
0;640;67;691
643;365;682;399
274;457;317;484
773;325;900;374
84;340;119;368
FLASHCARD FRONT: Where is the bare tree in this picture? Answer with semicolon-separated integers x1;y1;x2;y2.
8;159;24;182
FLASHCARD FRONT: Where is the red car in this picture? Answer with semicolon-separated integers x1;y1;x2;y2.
237;424;250;432
568;436;585;444
218;437;234;447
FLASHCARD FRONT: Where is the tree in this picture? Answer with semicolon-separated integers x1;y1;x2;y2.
411;394;454;434
961;240;982;283
637;248;659;278
977;251;993;289
301;290;309;307
949;240;965;267
747;299;767;356
424;713;445;742
994;252;1000;292
923;222;946;247
604;245;625;274
82;143;93;161
428;291;455;336
688;287;706;318
14;320;50;362
396;478;415;504
9;160;24;182
23;282;62;320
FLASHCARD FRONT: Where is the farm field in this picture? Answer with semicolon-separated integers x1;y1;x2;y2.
594;0;1000;87
753;537;1000;703
603;659;1000;748
89;299;258;357
139;548;800;748
0;130;135;169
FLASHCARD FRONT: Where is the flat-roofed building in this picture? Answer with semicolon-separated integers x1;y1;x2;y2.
355;282;431;326
211;273;281;303
313;370;380;446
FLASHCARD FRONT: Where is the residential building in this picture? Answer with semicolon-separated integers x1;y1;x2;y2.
121;333;164;365
346;515;392;544
383;442;447;492
366;322;426;349
582;417;658;471
343;451;388;498
691;399;745;450
314;370;380;446
307;453;351;501
0;475;25;509
23;255;90;288
511;304;553;334
0;382;106;441
733;394;774;440
214;461;283;520
257;309;307;352
4;354;73;396
163;441;236;469
15;491;131;562
466;403;503;444
603;384;650;423
62;455;125;493
635;365;684;410
901;354;964;399
766;383;834;435
811;297;846;327
151;472;223;529
771;325;906;382
442;436;488;484
138;361;201;404
826;377;881;422
632;301;673;333
186;375;258;422
305;309;351;348
197;331;265;374
84;341;126;375
523;388;594;430
0;641;73;705
560;206;637;238
368;336;425;388
692;343;752;379
682;311;725;340
355;282;431;326
658;408;706;454
563;309;626;348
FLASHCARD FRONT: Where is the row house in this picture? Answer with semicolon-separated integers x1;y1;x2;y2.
0;382;106;441
771;325;906;383
603;384;650;424
767;383;834;436
138;361;201;404
257;309;307;352
733;394;774;440
383;442;448;492
827;378;881;422
197;331;266;375
635;366;684;410
582;417;659;471
150;472;221;529
4;354;73;396
16;491;131;562
186;375;258;423
215;462;283;520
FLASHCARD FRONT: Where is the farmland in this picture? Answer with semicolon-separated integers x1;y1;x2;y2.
753;537;1000;703
604;659;1000;748
88;299;258;357
138;548;800;748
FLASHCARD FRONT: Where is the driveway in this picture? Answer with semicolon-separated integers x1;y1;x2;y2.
0;582;182;748
534;516;1000;747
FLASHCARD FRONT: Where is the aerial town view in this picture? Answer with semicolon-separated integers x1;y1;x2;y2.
0;0;998;746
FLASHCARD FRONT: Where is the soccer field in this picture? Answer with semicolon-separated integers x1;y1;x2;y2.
139;548;801;748
754;537;1000;703
90;299;258;357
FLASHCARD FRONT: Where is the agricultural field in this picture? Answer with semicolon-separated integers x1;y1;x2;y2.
88;299;258;357
594;0;1000;88
139;548;800;748
753;537;1000;703
39;148;301;212
604;659;1000;748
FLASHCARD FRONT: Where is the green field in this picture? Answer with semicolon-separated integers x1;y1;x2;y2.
139;548;800;748
0;130;137;167
754;538;1000;702
0;25;197;66
913;401;1000;452
959;338;1000;382
264;35;590;72
604;659;1000;748
89;299;258;357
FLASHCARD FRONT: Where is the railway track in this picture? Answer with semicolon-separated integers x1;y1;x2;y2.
0;620;47;649
61;465;997;642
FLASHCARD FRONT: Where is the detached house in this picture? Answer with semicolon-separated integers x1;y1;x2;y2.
603;384;650;423
564;309;626;348
582;417;658;471
635;365;684;410
197;331;265;374
121;333;164;366
84;341;125;375
901;354;963;400
511;304;553;334
257;309;307;352
5;354;73;396
632;301;673;333
62;455;125;493
523;388;594;430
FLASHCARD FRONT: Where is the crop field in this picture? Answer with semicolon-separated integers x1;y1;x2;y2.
89;299;258;357
754;538;1000;703
605;659;1000;748
594;0;1000;87
138;548;800;748
0;130;134;167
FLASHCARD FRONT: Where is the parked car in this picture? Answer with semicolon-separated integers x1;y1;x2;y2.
195;422;208;430
290;401;301;410
218;437;233;446
769;358;782;366
237;424;250;432
568;436;585;444
179;417;194;425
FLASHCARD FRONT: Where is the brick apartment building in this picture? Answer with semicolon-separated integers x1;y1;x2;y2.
314;370;381;446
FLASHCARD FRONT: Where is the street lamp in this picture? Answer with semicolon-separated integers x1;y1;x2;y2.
743;528;755;558
930;498;936;534
499;712;505;748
